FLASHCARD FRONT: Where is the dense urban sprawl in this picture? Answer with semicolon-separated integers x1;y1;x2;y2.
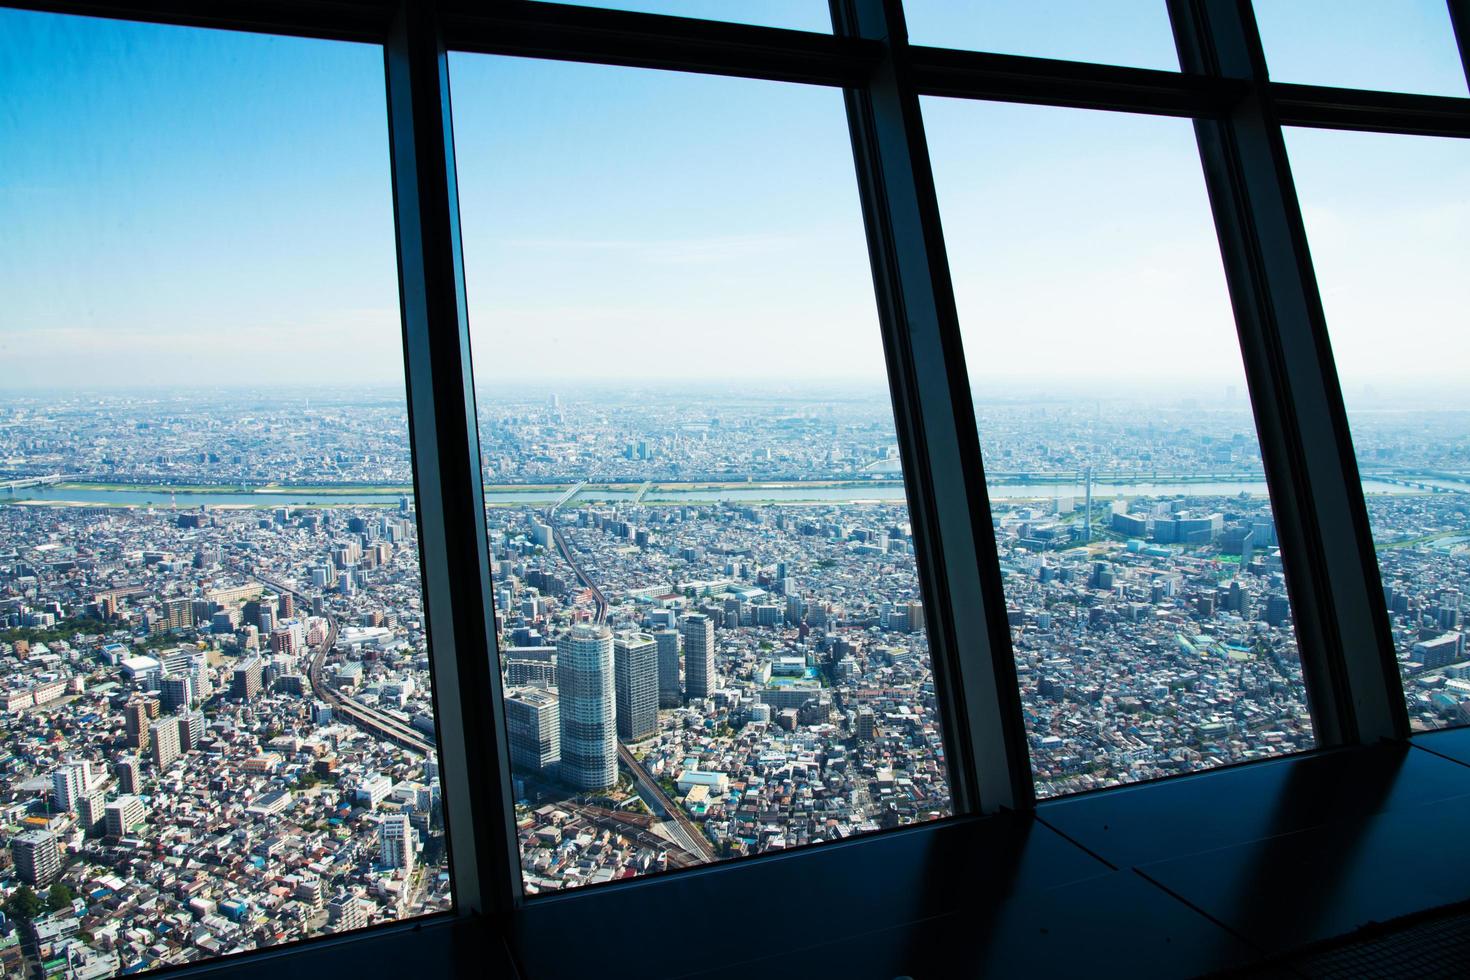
4;388;1469;977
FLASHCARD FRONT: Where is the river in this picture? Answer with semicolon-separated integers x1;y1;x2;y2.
1;476;1421;508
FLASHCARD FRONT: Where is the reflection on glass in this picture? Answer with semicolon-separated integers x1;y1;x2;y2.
0;11;449;976
903;0;1178;71
923;98;1316;797
529;0;831;32
450;54;952;893
1286;127;1470;733
1254;0;1467;97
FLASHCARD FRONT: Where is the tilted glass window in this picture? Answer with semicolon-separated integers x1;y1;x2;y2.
902;0;1179;71
1253;0;1468;97
528;0;832;32
1285;126;1470;734
448;53;954;893
923;97;1317;797
0;10;451;976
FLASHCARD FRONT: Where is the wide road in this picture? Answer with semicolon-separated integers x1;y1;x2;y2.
248;571;436;756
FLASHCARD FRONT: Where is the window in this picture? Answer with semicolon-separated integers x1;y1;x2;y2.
449;54;952;891
1;0;1467;973
529;0;832;32
923;98;1316;796
1285;126;1470;733
903;0;1179;71
1253;0;1467;97
0;10;448;976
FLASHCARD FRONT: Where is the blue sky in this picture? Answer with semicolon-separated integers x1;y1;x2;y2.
1286;127;1470;397
0;3;1465;390
448;53;884;384
0;10;402;388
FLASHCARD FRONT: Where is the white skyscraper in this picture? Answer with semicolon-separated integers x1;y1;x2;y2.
52;761;91;813
556;624;617;790
379;813;415;872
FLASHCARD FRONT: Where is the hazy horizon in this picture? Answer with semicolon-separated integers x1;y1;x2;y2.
2;6;1465;396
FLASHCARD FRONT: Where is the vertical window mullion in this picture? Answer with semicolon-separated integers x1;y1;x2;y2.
384;0;521;915
1450;0;1470;89
1166;0;1408;745
831;0;1034;813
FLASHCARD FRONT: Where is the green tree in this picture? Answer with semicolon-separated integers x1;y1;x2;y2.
4;884;44;922
46;882;75;912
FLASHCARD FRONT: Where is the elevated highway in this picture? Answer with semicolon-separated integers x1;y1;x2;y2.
248;571;436;756
1;474;62;491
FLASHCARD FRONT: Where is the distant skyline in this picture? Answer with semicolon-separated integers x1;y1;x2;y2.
1;5;1465;391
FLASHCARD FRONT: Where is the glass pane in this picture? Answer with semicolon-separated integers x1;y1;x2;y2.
0;10;450;975
1285;127;1470;733
1254;0;1467;97
903;0;1179;71
529;0;831;33
923;98;1316;798
449;54;953;893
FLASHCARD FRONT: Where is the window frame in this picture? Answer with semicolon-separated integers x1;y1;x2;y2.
3;0;1468;972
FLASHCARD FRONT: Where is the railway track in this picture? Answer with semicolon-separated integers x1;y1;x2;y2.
246;571;435;756
617;743;717;862
540;503;718;863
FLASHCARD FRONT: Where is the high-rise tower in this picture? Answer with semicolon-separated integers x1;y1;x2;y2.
654;628;682;708
505;687;560;774
379;813;415;872
52;761;91;813
556;624;617;790
682;613;715;700
613;632;659;741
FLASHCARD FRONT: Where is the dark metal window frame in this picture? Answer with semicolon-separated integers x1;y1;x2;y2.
5;0;1468;975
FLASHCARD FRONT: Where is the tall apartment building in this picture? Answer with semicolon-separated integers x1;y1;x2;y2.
556;624;616;790
11;829;61;886
151;715;182;769
682;612;715;701
505;687;560;774
379;813;415;873
105;795;147;839
613;631;658;741
124;697;159;751
177;710;206;751
653;628;682;708
116;755;143;794
231;655;264;700
52;760;91;812
160;672;195;712
326;894;367;934
78;794;107;836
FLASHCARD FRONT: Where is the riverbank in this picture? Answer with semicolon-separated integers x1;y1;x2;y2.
1;474;1437;509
